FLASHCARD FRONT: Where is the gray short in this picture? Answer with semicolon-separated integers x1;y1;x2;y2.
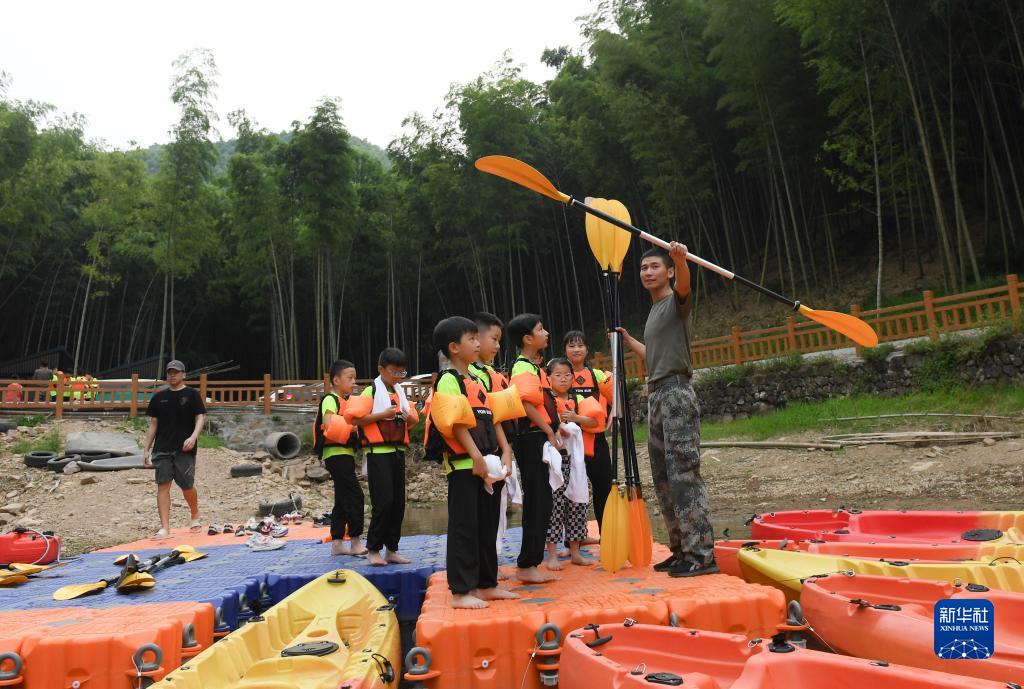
153;451;196;489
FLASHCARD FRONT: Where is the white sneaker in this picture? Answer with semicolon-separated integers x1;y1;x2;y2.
247;534;285;551
270;524;289;538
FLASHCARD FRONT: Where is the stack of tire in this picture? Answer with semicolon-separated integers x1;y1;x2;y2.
23;451;113;472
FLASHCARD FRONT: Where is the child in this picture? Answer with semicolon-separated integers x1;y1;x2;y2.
314;359;367;556
431;316;518;608
563;330;613;540
506;313;559;583
544;357;603;569
348;347;419;566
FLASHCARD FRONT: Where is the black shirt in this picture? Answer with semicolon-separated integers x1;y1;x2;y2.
146;386;207;455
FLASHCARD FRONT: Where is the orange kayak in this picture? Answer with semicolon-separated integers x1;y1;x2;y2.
714;539;1024;577
559;622;1010;688
802;572;1024;685
750;509;1024;543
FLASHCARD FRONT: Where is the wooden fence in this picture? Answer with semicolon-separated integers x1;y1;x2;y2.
2;275;1020;415
0;375;435;419
591;274;1022;379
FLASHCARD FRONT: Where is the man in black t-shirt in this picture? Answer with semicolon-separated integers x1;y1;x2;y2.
144;360;206;539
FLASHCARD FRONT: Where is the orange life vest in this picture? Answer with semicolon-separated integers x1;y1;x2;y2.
509;357;551;434
313;393;360;458
435;371;498;461
357;383;418;449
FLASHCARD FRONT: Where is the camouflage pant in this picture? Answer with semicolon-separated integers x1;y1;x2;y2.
647;379;714;564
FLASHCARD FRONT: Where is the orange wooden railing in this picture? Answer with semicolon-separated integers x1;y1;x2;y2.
591;273;1022;379
0;375;435;419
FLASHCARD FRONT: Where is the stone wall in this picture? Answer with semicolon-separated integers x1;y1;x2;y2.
207;409;315;453
639;332;1024;423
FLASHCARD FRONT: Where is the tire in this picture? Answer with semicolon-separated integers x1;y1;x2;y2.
258;493;302;518
78;451;112;462
46;454;82;472
24;451;58;468
230;463;262;478
0;420;15;433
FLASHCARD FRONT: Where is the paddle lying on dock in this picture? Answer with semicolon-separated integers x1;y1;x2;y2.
54;545;206;600
475;155;878;348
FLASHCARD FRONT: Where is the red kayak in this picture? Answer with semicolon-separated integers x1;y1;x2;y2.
559;622;1011;688
802;572;1024;684
714;539;1024;578
749;509;1024;544
0;530;61;566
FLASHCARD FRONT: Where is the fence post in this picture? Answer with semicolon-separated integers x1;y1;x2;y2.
923;290;939;343
730;326;743;365
1008;274;1021;318
850;304;863;357
263;374;272;416
55;376;64;420
785;316;798;353
129;374;138;418
199;373;208;408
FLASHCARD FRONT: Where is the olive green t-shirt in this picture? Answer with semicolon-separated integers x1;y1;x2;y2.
643;291;693;385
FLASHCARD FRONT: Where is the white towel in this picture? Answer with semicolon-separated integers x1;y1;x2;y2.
482;454;507;494
371;375;411;415
542;441;565;492
506;461;523;506
561;423;589;504
497;462;522;557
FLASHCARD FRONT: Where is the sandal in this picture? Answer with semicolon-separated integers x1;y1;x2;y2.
222;524;233;534
207;524;221;536
153;528;169;540
189;519;202;532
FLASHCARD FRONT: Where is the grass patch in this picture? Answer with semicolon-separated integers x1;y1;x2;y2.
197;433;225;449
11;427;63;454
701;383;1024;440
632;423;649;445
14;414;48;428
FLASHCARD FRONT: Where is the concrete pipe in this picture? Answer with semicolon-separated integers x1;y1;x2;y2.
263;431;301;460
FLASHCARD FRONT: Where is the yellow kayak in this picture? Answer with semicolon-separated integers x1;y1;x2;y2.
154;569;400;689
737;545;1024;600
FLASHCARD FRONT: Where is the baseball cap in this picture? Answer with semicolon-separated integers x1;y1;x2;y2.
166;360;186;372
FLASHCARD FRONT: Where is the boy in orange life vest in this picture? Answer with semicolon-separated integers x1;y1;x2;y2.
315;359;367;557
507;313;560;583
544;357;605;569
432;316;518;608
348;347;419;567
564;330;613;541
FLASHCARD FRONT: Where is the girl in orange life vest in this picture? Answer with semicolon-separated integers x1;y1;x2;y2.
507;313;561;584
348;347;420;567
315;359;367;557
564;330;613;541
432;316;519;609
544;357;604;570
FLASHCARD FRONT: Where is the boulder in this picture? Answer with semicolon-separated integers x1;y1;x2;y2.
79;476;98;485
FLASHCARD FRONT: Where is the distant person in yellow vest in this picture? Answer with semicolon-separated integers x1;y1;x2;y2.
49;371;60;400
71;375;86;403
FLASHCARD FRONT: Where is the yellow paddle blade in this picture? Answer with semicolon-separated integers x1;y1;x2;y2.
475;156;571;204
627;489;653;568
600;484;630;572
116;571;155;592
604;199;633;273
798;305;878;348
584;197;609;269
4;563;47;576
112;553;134;566
53;580;110;600
584;198;633;271
0;575;29;587
178;550;207;563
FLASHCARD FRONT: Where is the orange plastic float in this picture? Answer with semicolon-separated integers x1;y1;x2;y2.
405;554;786;689
0;602;214;688
802;572;1024;685
750;508;1024;543
558;622;1013;689
714;539;1024;578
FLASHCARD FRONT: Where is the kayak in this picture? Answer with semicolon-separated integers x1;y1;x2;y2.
558;622;1011;688
803;573;1024;684
0;530;61;566
714;539;1024;578
750;509;1024;543
153;569;400;689
736;545;1024;599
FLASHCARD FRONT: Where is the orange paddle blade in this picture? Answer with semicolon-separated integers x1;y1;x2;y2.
798;305;879;348
475;156;571;204
631;488;653;567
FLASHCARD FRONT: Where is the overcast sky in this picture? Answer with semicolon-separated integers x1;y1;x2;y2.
2;0;593;150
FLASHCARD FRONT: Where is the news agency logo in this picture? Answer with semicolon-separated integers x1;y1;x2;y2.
934;599;994;660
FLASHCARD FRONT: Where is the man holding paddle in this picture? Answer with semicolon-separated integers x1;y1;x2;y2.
617;243;717;577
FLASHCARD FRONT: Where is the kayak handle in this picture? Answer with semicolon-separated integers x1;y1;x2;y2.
0;652;23;682
583;624;612;648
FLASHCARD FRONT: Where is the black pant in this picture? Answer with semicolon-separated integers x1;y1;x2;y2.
513;432;552;569
366;450;405;552
325;453;364;541
587;433;612;532
447;470;501;594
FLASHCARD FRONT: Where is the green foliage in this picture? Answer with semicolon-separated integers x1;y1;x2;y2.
197;433;224;449
14;414;47;428
11;427;62;454
861;343;895;364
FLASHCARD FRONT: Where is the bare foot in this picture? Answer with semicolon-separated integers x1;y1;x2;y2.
473;587;520;600
349;544;368;556
385;551;410;564
580;536;600;546
558;549;570;558
517;567;558;583
571;553;595;566
545;557;565;571
497;567;511;581
330;540;351;557
366;551;386;566
451;594;489;609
